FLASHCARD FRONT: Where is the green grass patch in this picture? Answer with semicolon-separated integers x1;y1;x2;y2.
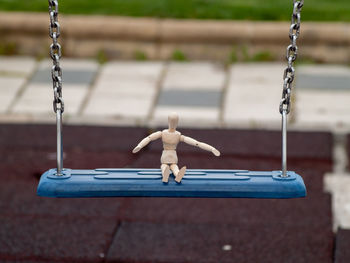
0;42;18;55
96;50;108;64
229;48;238;63
251;51;274;62
228;46;275;63
134;50;148;61
172;50;187;61
0;0;350;22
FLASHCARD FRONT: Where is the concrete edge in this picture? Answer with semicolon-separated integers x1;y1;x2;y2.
1;11;350;44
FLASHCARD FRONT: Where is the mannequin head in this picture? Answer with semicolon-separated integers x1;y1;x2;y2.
168;112;179;131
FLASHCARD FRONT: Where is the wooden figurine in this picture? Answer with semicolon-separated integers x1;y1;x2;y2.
132;112;220;183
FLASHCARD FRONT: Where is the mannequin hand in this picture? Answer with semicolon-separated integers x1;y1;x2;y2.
212;148;220;157
132;146;141;153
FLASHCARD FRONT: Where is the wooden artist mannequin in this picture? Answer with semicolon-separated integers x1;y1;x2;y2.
132;112;220;183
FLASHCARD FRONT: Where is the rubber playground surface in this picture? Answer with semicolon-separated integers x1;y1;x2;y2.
0;123;349;262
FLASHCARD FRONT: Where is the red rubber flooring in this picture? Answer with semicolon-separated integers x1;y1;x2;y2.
0;124;338;262
335;229;350;263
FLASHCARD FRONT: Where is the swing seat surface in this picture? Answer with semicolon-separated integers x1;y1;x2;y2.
37;168;306;198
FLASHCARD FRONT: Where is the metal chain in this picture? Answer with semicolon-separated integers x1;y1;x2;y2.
49;0;64;113
280;0;304;178
279;0;304;114
49;0;64;176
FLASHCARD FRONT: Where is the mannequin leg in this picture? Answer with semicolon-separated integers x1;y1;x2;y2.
170;164;186;183
170;164;179;176
161;164;170;183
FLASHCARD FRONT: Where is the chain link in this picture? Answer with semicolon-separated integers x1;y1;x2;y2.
279;0;304;114
49;0;64;113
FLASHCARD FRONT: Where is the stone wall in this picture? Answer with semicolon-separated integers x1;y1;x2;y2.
1;12;350;63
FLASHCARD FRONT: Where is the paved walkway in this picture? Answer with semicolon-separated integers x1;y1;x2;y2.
1;56;350;245
1;56;350;262
1;56;350;130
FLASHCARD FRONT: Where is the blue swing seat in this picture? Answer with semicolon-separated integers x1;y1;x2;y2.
37;168;306;198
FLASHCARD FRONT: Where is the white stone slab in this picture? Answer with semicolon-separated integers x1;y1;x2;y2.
11;84;52;115
66;114;143;127
94;89;155;101
101;61;164;78
298;65;350;77
295;90;350;127
152;105;220;127
297;90;350;110
0;76;26;112
12;84;87;115
94;79;156;96
37;58;99;71
99;72;160;84
163;62;225;91
295;112;350;128
83;62;163;120
0;56;36;75
325;174;350;230
0;113;55;124
224;63;284;126
84;94;152;119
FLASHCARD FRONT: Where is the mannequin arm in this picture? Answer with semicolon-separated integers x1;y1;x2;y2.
180;135;220;156
132;131;162;153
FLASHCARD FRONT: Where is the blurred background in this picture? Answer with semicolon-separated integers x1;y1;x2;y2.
0;0;350;262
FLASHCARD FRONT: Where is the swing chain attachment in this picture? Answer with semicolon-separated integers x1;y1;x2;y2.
49;0;64;176
49;0;64;114
280;0;303;115
280;0;303;177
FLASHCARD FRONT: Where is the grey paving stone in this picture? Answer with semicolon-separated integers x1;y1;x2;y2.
30;68;96;85
224;63;284;126
84;62;162;120
324;174;350;230
157;89;221;107
0;56;36;75
152;106;220;127
297;73;350;90
163;62;225;91
0;76;25;113
12;84;87;115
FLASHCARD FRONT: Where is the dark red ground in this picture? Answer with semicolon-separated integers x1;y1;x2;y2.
0;123;345;263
